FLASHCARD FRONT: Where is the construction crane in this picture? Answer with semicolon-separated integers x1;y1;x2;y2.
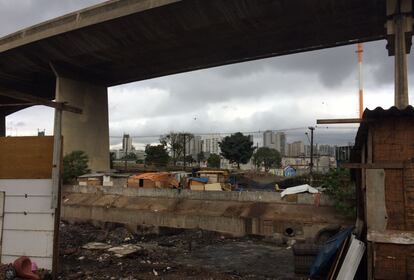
356;43;364;119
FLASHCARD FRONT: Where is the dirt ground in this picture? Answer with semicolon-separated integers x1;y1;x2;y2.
58;222;303;280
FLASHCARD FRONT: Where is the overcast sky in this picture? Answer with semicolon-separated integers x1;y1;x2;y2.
2;0;413;149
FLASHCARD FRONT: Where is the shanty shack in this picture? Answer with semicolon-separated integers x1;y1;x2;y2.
197;170;228;184
128;172;179;189
78;173;130;187
350;106;414;279
188;177;209;191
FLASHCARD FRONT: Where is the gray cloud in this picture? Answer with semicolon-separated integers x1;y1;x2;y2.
0;0;105;37
2;1;414;150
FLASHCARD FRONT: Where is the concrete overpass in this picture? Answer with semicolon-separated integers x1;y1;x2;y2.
0;0;413;171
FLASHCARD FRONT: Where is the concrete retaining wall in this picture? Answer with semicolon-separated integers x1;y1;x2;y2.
63;185;335;206
62;185;349;239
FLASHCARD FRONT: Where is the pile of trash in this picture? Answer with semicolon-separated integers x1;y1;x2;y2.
0;257;51;280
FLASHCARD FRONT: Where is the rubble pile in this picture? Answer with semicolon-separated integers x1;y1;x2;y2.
58;222;300;279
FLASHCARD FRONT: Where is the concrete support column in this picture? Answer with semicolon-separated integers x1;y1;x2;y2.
55;77;110;172
0;114;5;137
394;15;409;108
387;0;413;109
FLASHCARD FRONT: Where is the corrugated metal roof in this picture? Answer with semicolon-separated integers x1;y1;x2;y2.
362;105;414;119
130;172;172;181
354;106;414;150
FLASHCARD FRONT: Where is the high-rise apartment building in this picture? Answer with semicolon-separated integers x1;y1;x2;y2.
203;134;222;155
185;135;203;159
122;134;134;153
287;141;305;157
263;131;286;155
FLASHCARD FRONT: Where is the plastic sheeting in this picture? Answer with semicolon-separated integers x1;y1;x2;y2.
310;227;354;278
280;184;319;198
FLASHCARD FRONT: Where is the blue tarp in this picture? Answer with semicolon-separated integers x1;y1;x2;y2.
189;177;209;183
310;226;354;278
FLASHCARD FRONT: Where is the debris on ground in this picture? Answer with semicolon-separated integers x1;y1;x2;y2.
107;244;143;257
82;242;112;250
59;222;305;279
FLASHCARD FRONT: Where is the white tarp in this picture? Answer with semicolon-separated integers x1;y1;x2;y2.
280;184;319;198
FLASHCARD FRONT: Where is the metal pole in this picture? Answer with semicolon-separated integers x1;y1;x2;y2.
309;127;315;177
183;134;187;169
124;137;128;172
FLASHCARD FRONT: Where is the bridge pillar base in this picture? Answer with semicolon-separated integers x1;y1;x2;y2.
55;77;110;172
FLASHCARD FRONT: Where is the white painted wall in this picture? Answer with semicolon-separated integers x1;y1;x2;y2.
0;179;55;269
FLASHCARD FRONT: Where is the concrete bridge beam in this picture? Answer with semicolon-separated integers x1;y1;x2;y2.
0;114;5;137
55;77;110;172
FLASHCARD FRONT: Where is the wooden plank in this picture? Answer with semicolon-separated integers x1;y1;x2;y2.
368;230;414;244
0;89;82;114
327;236;349;279
0;137;53;179
373;243;412;279
317;118;361;124
0;192;4;264
385;169;406;230
367;242;373;280
51;109;62;208
342;162;404;169
404;165;414;230
366;169;388;232
0;103;36;107
367;127;373;164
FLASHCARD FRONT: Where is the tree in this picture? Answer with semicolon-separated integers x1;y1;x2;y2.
197;151;205;165
207;154;221;168
160;132;194;165
252;147;281;171
145;144;170;167
321;168;356;218
219;132;255;169
183;155;195;164
122;153;137;160
63;150;90;184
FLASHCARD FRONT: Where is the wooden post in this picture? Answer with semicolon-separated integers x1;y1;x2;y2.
51;108;62;209
51;108;63;278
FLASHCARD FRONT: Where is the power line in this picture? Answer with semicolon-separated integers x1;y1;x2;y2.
109;125;358;139
109;127;309;138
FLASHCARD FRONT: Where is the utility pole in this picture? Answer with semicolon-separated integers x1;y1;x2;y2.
309;127;315;177
183;134;187;169
124;141;128;172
